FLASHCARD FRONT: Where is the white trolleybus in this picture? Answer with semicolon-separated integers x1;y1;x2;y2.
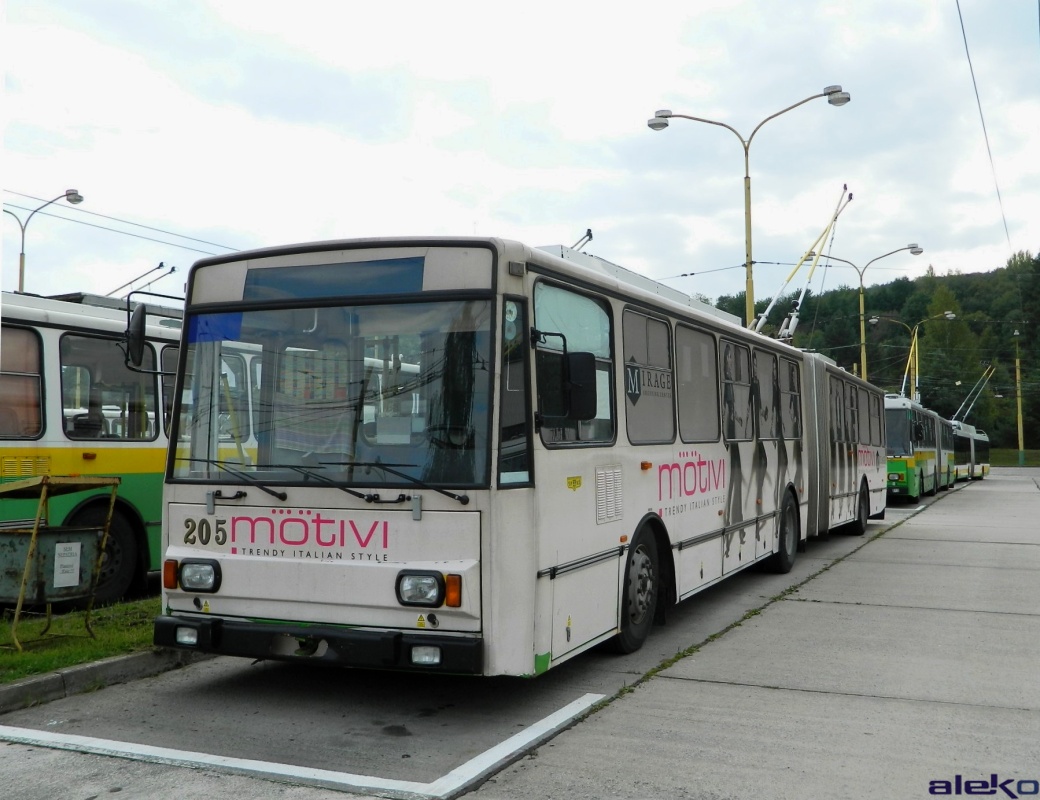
143;238;886;676
951;420;990;481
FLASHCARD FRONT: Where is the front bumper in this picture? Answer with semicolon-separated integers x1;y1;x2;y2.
154;615;483;673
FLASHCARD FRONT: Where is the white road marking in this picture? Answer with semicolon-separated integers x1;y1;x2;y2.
0;691;604;799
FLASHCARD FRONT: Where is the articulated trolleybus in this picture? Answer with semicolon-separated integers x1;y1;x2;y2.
951;420;990;481
145;238;885;676
884;394;955;502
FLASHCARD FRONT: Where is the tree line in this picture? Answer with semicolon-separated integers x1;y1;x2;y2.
713;251;1039;450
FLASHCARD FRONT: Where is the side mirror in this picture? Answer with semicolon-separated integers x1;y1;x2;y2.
565;352;597;421
127;305;147;367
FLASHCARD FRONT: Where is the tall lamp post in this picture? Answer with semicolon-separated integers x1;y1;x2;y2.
870;311;956;402
3;189;84;292
1014;329;1025;466
819;244;923;380
647;85;851;328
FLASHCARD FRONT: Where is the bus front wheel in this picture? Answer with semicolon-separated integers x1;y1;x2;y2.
70;506;139;606
609;532;659;654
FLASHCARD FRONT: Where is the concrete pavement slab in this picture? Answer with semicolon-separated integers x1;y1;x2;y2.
471;678;1039;800
793;549;1039;614
844;536;1040;570
662;599;1039;709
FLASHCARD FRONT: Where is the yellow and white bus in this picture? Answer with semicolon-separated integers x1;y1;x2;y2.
951;420;990;481
0;291;181;603
146;237;885;676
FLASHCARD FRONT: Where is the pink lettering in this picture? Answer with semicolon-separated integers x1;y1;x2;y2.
658;454;726;502
314;513;336;546
349;520;380;548
279;517;309;546
231;516;275;544
227;513;390;550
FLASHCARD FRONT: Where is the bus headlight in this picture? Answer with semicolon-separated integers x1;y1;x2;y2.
396;571;445;607
887;473;902;482
179;560;222;592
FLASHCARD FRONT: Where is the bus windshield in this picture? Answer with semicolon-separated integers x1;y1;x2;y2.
171;298;493;488
885;408;911;457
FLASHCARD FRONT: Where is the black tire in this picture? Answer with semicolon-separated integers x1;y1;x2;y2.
609;532;659;654
70;506;139;606
850;483;869;536
925;469;938;497
768;492;799;573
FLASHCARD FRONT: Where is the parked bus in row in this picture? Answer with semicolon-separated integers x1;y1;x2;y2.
0;291;181;603
951;420;990;481
883;394;955;502
139;237;886;676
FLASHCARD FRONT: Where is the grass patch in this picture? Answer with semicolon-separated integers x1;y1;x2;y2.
0;596;159;684
990;448;1040;467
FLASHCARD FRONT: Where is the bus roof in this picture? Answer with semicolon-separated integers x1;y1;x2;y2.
536;245;741;326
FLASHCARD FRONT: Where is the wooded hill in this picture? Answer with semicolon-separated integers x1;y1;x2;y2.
713;250;1039;450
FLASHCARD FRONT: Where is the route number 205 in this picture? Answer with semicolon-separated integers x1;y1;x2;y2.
183;517;228;546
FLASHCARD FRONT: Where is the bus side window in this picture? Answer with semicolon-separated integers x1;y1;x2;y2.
780;358;802;440
0;325;42;439
623;310;675;445
721;341;752;442
676;324;719;443
533;282;614;445
499;299;531;485
847;381;859;444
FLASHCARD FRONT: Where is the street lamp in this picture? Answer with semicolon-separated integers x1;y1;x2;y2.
3;189;84;292
870;311;955;402
647;85;851;328
1014;329;1025;466
819;244;923;381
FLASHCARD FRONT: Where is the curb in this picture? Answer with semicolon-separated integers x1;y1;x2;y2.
0;649;213;715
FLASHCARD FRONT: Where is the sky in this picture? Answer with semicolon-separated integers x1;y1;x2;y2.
2;0;1038;311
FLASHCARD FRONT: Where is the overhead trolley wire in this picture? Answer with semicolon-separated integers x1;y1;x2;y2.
955;0;1013;253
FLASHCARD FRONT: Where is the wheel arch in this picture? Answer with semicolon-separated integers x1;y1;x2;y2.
63;493;150;591
633;511;676;619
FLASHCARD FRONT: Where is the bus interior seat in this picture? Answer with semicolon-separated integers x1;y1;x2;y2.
70;391;107;438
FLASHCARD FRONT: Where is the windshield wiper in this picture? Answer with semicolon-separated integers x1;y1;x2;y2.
271;463;403;504
320;459;470;506
180;458;288;501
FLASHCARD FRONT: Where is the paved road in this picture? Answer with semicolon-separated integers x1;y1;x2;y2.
2;468;1037;799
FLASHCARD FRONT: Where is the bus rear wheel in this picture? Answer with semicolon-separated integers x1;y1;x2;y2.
768;492;799;573
609;532;659;654
851;483;869;536
70;506;139;606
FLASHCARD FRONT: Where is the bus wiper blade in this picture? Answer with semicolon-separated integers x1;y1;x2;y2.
180;458;288;501
321;459;470;506
272;464;380;503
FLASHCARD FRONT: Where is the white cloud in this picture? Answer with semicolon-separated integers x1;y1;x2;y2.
3;0;1036;308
